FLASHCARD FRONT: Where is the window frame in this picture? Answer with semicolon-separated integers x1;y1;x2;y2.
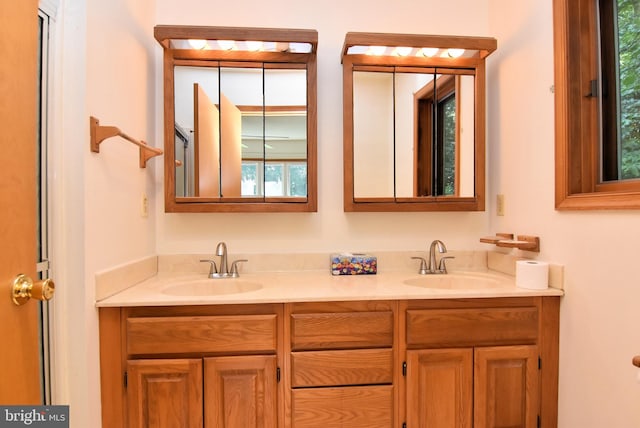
554;0;640;209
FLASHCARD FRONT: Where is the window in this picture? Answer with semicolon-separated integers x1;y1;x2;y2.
241;161;307;197
554;0;640;209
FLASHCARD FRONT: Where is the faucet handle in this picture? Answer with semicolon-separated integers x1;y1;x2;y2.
229;259;248;277
411;257;429;275
199;259;218;277
438;256;455;274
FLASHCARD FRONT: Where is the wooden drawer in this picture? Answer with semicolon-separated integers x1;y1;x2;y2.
291;349;393;387
406;307;538;348
290;311;393;350
126;314;277;356
292;385;393;428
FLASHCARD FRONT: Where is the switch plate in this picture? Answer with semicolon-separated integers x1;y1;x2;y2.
496;194;505;216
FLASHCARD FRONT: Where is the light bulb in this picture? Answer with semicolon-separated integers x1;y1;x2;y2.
217;40;236;50
246;41;263;51
420;47;439;57
368;46;387;56
395;46;413;56
188;39;207;50
447;48;465;58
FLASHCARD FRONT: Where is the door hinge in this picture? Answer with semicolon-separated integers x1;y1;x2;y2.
402;361;407;376
402;423;407;428
537;414;541;428
36;259;50;274
277;367;281;383
538;357;542;370
124;371;128;388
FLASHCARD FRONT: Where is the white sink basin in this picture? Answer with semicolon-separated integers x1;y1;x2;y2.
162;279;263;296
403;273;510;290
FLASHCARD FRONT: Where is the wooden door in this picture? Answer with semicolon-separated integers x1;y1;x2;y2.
0;0;42;404
127;359;204;428
474;345;539;428
406;348;473;428
204;355;277;428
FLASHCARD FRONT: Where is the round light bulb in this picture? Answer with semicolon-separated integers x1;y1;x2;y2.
246;41;263;51
420;47;439;57
217;40;236;50
188;39;207;50
447;48;465;58
395;46;413;56
369;45;387;56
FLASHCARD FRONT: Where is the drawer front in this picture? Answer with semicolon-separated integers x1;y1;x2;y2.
292;385;393;428
291;311;393;350
406;307;538;348
291;349;393;387
127;314;277;356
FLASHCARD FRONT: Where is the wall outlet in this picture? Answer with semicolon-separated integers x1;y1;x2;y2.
141;193;149;218
496;194;505;216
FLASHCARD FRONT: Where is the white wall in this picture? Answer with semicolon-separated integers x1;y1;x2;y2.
487;1;640;426
55;0;640;426
52;0;159;426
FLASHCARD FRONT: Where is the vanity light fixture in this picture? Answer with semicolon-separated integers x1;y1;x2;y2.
157;26;317;55
342;33;496;63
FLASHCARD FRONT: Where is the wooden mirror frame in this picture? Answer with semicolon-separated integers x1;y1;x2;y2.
155;25;318;213
341;32;496;212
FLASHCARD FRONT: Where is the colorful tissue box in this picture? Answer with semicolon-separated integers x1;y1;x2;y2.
330;253;377;275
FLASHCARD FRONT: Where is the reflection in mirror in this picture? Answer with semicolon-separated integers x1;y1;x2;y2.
173;66;308;199
353;69;476;199
342;32;496;211
155;25;317;212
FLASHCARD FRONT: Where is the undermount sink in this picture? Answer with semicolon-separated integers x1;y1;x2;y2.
403;273;510;290
162;279;263;296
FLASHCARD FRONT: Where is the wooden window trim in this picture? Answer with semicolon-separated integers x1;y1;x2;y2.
554;0;640;209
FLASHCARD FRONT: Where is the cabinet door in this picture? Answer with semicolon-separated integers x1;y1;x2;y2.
474;345;539;428
204;355;277;428
406;348;473;428
127;359;203;428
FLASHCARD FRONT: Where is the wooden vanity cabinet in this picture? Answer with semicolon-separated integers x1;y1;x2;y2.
99;304;283;428
400;297;560;428
285;301;397;428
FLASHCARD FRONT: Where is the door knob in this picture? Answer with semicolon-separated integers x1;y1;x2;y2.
12;274;55;306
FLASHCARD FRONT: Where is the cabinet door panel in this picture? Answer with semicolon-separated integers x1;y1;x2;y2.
127;359;203;428
406;348;473;428
204;355;277;428
474;345;539;428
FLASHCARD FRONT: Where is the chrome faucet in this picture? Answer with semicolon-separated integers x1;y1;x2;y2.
412;239;454;274
429;240;446;273
200;242;248;278
216;242;229;276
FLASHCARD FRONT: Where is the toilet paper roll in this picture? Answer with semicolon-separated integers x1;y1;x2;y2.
516;260;549;290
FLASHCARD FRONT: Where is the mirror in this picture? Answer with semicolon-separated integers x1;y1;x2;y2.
342;33;496;211
155;25;317;212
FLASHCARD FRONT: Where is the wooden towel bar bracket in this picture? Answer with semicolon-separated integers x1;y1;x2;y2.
90;116;163;168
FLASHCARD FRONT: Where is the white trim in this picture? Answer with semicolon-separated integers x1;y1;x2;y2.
39;0;59;20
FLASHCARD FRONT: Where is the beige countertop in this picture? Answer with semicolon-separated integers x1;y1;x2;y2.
95;268;563;307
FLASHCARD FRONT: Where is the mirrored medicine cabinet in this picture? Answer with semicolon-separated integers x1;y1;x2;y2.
342;32;497;212
154;25;318;212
